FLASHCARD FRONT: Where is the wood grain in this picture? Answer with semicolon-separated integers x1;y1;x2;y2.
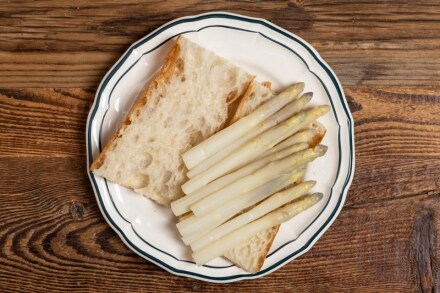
2;87;439;204
0;88;93;157
0;0;439;87
0;52;117;88
345;86;440;206
0;157;438;292
1;0;439;292
0;83;438;290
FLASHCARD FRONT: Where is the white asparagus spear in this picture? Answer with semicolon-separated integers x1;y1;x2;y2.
189;181;316;250
177;168;305;238
182;229;205;246
274;105;330;149
171;142;309;216
192;193;324;265
182;106;329;195
182;83;305;169
190;145;327;217
182;112;307;194
178;212;193;221
261;129;317;157
187;93;313;179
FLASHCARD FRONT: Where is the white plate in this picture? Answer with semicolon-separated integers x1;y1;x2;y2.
86;12;355;283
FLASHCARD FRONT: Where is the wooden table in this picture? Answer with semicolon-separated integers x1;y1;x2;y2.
1;1;439;292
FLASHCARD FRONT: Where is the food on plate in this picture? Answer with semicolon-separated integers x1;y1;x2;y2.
91;36;330;273
186;90;311;179
179;168;306;243
187;145;327;217
176;77;329;269
181;104;329;194
173;78;327;272
191;192;324;266
90;36;254;205
181;83;305;170
171;142;309;217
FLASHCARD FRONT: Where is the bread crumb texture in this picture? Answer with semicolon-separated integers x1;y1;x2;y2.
92;37;253;205
224;226;279;273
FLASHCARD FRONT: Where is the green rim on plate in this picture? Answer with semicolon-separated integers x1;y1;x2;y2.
86;12;354;282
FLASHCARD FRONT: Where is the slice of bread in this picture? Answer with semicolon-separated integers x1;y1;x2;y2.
90;36;254;205
223;80;280;273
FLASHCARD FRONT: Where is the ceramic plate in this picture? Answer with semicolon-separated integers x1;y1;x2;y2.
86;12;355;283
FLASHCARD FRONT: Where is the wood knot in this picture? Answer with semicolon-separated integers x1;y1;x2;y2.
289;0;305;8
345;94;363;113
189;281;202;291
70;202;85;220
410;209;436;293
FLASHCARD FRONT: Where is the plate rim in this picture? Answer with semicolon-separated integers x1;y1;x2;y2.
86;11;355;283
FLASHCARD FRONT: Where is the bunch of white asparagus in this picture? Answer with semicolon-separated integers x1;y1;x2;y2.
170;83;330;266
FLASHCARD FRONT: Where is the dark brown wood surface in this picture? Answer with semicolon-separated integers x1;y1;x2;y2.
0;1;439;292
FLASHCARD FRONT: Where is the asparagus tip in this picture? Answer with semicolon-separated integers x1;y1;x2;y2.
305;180;317;188
312;192;324;202
289;82;305;93
314;144;328;155
319;104;331;114
301;92;313;101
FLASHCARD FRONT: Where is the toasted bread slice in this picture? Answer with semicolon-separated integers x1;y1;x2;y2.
223;80;279;273
91;36;254;205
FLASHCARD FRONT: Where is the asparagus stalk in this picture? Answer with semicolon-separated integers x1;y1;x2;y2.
182;106;329;195
171;143;309;216
190;145;327;217
187;93;313;179
261;129;317;157
178;212;193;221
182;83;305;169
177;169;304;238
190;182;316;250
275;105;330;148
192;193;324;266
182;112;307;194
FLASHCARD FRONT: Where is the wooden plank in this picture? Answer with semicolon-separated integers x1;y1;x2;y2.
345;86;440;205
0;156;438;292
0;52;118;88
2;48;438;88
0;1;439;87
1;0;439;51
1;86;439;203
0;88;93;157
1;2;439;290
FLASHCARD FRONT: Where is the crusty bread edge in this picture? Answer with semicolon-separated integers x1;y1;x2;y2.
223;77;255;126
229;80;256;124
91;36;254;173
230;80;272;124
254;225;280;272
90;37;182;172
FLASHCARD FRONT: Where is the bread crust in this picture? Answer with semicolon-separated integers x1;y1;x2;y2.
91;37;277;272
255;225;280;272
230;78;256;124
230;80;273;124
91;36;252;174
90;38;182;172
